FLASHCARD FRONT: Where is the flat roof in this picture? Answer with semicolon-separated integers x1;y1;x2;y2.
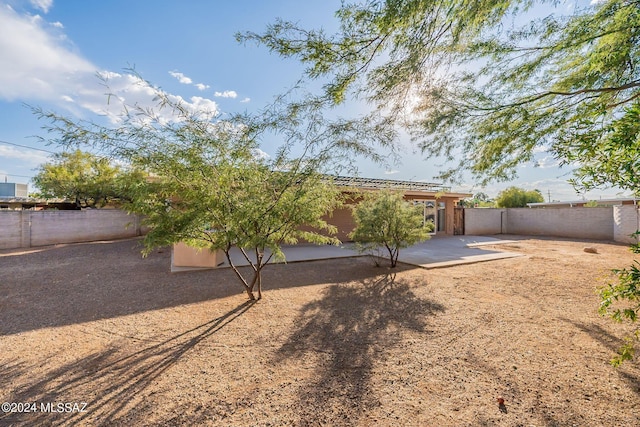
527;198;640;207
0;197;66;203
331;175;450;192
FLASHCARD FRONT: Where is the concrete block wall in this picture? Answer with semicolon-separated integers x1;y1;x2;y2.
465;207;616;241
0;210;142;250
464;208;505;235
0;212;24;250
613;205;639;244
505;207;613;240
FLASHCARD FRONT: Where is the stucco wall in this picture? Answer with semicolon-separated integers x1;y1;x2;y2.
1;210;142;250
298;206;356;242
464;208;505;235
327;207;357;242
613;205;639;244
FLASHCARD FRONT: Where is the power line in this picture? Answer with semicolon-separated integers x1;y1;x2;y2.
1;173;34;179
0;139;56;154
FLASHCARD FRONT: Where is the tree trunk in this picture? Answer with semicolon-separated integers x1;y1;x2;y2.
386;244;397;268
247;273;258;299
255;248;264;300
257;271;263;300
224;247;256;300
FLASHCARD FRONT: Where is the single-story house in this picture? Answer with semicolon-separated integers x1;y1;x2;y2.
322;176;471;241
173;175;471;269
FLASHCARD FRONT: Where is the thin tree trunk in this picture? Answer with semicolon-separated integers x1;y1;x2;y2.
223;247;255;300
247;273;258;296
386;244;397;268
255;248;264;300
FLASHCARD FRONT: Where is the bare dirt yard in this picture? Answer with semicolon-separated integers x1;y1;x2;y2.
1;235;639;426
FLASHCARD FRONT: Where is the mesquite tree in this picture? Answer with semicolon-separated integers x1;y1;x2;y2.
350;191;432;268
33;149;142;208
240;0;640;186
241;0;640;359
35;74;393;300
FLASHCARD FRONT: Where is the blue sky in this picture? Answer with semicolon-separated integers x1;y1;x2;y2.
0;0;629;201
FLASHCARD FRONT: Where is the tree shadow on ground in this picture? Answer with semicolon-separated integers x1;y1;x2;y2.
0;301;254;426
560;317;640;397
275;272;445;426
0;239;401;335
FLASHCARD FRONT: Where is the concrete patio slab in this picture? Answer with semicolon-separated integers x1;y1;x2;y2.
171;235;523;272
396;235;524;269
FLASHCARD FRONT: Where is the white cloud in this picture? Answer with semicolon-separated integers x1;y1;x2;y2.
29;0;53;13
384;169;399;175
240;97;250;103
0;144;50;165
0;5;95;101
0;8;219;124
81;72;219;124
186;96;218;116
253;148;270;160
51;21;63;28
535;155;561;169
532;145;551;154
214;90;237;99
168;71;192;85
169;71;211;92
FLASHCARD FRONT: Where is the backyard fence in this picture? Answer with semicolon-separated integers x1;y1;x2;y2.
2;205;638;251
0;209;144;250
465;205;639;244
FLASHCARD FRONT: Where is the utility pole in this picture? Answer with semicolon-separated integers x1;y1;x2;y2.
547;190;551;203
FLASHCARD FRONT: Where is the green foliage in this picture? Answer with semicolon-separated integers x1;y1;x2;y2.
459;192;495;208
350;191;431;267
630;231;640;254
473;192;490;202
33;74;390;300
242;0;640;185
495;186;544;208
242;0;640;363
423;218;435;233
599;260;640;366
128;140;342;300
560;100;640;195
33;149;142;208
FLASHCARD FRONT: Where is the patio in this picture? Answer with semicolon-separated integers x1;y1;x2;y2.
171;235;523;272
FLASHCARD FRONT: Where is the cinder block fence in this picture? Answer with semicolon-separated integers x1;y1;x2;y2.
464;205;639;244
2;205;638;251
0;210;143;250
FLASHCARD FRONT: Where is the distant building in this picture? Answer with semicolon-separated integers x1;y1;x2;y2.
0;182;28;198
527;198;640;208
0;182;77;210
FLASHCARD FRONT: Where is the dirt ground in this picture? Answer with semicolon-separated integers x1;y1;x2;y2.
1;235;639;426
